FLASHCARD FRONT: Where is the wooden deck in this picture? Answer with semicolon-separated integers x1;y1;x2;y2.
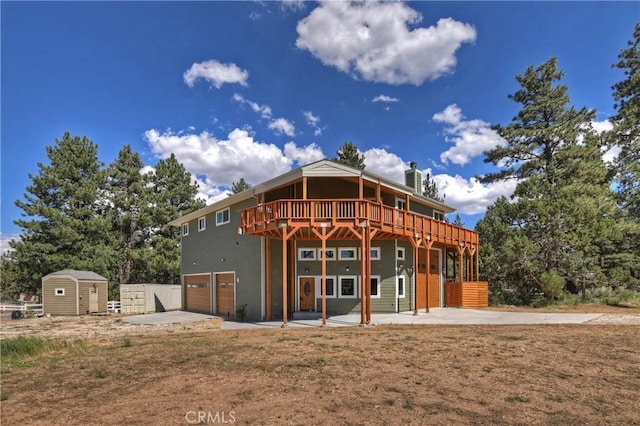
240;199;478;248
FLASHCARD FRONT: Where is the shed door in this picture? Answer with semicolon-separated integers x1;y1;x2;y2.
89;285;99;313
216;273;235;318
184;275;212;314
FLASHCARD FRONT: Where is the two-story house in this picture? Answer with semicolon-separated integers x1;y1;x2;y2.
169;160;488;326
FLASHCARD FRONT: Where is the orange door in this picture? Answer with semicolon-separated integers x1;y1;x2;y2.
185;274;212;313
216;273;235;318
299;277;315;311
416;248;427;310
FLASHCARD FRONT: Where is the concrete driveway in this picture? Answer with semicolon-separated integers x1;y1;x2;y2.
121;310;217;325
220;308;603;330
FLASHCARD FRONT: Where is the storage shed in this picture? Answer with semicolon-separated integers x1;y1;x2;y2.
42;270;108;315
120;284;182;314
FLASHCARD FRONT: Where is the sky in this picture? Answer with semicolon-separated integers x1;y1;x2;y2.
1;1;637;253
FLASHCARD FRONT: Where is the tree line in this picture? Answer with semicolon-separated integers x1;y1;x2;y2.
476;25;639;304
1;136;204;299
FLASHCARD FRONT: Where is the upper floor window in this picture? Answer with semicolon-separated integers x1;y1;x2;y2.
198;217;206;232
433;211;445;221
397;247;405;260
182;223;189;236
216;208;230;226
395;197;407;210
370;247;381;260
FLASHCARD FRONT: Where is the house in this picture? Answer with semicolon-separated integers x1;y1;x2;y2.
169;160;488;326
42;269;108;315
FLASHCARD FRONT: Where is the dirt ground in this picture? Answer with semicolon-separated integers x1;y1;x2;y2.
2;307;639;426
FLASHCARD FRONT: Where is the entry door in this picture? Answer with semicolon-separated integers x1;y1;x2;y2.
299;277;315;311
428;250;440;308
89;286;98;313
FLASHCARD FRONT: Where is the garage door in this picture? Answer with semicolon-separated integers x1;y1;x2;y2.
184;274;212;314
216;273;235;318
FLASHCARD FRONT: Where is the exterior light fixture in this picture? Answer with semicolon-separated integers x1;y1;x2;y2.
346;266;350;272
407;264;414;275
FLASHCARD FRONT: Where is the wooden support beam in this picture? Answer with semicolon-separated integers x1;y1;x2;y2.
425;239;434;313
280;225;299;328
312;226;339;327
457;246;465;284
360;231;367;325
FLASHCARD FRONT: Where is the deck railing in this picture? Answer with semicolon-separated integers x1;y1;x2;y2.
241;199;478;247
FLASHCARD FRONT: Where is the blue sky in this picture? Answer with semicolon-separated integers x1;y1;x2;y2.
1;1;637;251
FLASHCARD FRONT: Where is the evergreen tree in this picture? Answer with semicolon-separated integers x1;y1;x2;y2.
334;142;365;170
11;133;112;294
106;145;150;284
148;154;204;284
423;173;444;202
478;59;627;300
230;178;251;194
453;214;464;227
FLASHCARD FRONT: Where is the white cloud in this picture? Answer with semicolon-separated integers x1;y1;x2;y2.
592;119;614;134
302;111;324;136
268;118;296;137
590;119;619;164
434;174;518;215
282;0;305;11
183;60;249;89
372;95;399;103
233;93;272;119
284;141;325;165
296;1;476;85
363;148;409;182
434;104;506;165
144;127;326;204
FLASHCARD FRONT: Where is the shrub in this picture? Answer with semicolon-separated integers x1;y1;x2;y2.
235;304;248;322
0;336;66;359
540;270;565;301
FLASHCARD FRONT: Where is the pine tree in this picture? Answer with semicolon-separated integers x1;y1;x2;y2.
11;133;112;294
230;178;251;194
106;145;150;284
334;142;365;170
423;173;444;202
148;154;204;284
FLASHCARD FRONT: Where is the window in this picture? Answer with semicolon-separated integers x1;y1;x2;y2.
397;276;405;298
198;217;206;232
370;276;381;298
397;247;405;260
55;288;65;296
298;248;316;261
318;248;336;261
339;276;357;298
433;211;445;221
182;223;189;236
370;247;381;260
216;208;230;226
395;197;407;210
318;277;336;298
338;248;357;260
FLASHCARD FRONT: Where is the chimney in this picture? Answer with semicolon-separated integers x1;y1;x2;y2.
405;162;422;194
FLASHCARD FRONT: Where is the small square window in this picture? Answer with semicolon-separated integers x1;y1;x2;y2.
370;247;381;260
198;217;206;232
298;248;316;261
397;276;405;298
318;248;336;261
397;247;405;260
339;276;357;298
55;288;65;296
182;223;189;236
216;208;230;226
338;248;357;260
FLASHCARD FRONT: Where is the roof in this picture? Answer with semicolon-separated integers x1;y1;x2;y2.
169;159;456;227
43;269;108;281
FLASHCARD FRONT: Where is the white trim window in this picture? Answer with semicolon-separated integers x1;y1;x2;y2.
318;248;336;261
433;211;445;221
216;208;230;226
298;248;316;261
182;223;189;236
370;275;381;298
55;288;65;296
317;276;337;298
370;247;381;260
395;197;407;210
338;276;357;298
397;247;405;260
338;247;357;260
198;217;206;232
397;276;405;298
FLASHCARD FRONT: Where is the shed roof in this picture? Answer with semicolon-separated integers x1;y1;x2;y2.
43;269;108;281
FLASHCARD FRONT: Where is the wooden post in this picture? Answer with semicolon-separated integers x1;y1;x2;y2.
321;231;327;327
302;176;307;200
425;240;433;313
360;229;367;325
457;246;465;284
475;247;480;282
282;232;288;327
